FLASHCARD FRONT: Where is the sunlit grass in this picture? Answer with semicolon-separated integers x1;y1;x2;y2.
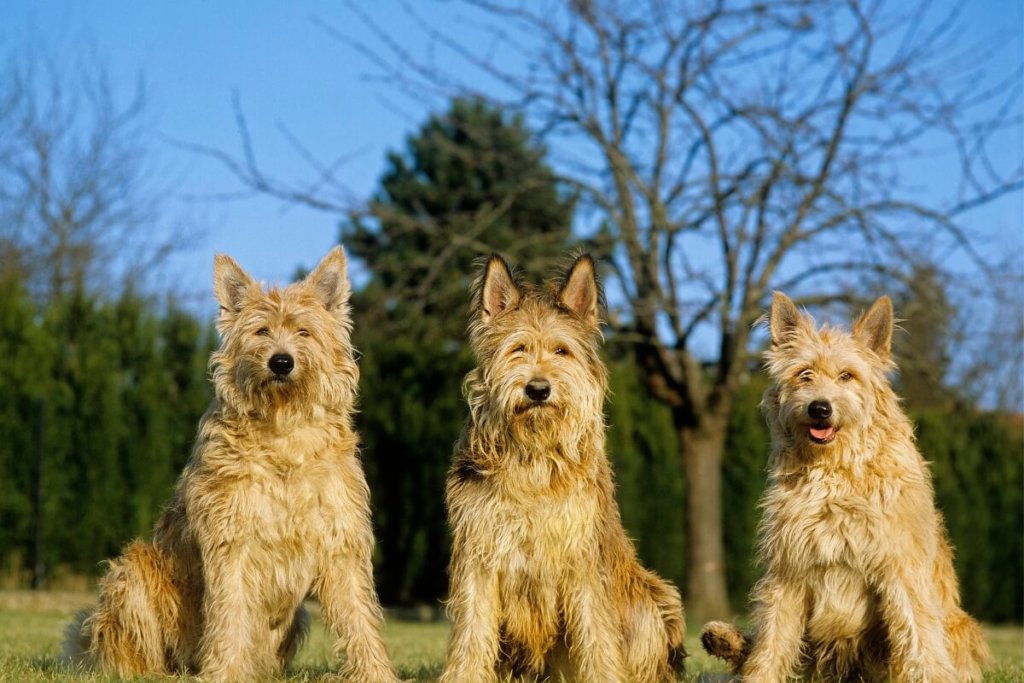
0;590;1019;681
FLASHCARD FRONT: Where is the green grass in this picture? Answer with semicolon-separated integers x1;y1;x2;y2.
0;591;1020;681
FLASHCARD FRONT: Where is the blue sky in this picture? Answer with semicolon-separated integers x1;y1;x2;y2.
2;1;1021;314
3;1;492;302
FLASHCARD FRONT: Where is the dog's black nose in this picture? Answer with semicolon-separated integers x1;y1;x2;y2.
808;400;832;421
525;378;551;402
269;353;294;376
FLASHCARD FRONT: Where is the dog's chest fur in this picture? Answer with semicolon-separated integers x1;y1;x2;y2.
470;464;600;565
762;465;897;646
453;450;604;645
181;416;362;601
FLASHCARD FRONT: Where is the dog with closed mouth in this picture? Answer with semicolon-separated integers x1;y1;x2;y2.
440;254;687;683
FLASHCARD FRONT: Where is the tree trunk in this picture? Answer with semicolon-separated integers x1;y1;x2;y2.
678;414;731;625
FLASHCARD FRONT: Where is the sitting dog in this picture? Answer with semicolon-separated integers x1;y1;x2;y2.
702;292;988;682
441;255;686;682
63;247;398;682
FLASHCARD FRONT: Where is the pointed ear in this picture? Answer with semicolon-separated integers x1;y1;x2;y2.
304;246;351;314
768;291;807;346
558;254;600;326
479;255;520;324
213;253;257;314
853;296;894;358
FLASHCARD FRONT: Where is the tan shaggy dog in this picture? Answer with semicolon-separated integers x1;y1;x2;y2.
440;254;686;683
62;247;398;682
701;292;988;682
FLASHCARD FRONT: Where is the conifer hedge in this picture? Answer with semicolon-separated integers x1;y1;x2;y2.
0;272;1019;623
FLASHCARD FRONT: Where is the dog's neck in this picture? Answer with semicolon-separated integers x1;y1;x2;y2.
462;411;605;483
216;394;352;436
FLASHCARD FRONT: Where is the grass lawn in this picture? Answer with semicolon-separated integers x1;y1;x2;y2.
0;590;1020;681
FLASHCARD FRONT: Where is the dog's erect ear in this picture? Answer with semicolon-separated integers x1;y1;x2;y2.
304;246;351;315
853;296;894;359
768;291;807;346
558;254;600;326
213;253;257;315
479;255;520;324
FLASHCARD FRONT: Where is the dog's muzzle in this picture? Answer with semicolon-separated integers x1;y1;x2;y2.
269;353;294;377
524;378;551;402
807;400;836;444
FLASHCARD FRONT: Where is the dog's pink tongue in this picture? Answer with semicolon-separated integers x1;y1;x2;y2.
810;426;835;441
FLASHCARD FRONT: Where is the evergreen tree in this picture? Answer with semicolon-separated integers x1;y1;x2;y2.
605;357;685;586
344;97;574;604
0;272;50;580
348;96;575;336
891;265;956;410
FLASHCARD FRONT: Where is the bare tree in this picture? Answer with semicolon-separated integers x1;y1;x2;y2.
325;0;1022;621
197;0;1021;621
0;42;185;302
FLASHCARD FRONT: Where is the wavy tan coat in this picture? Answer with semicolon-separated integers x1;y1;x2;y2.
702;293;988;682
441;255;686;683
63;248;397;682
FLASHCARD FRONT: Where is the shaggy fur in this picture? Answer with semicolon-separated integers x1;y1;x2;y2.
701;292;989;682
62;248;398;682
440;254;686;683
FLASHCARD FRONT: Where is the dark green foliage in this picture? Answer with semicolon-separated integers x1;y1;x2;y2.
0;275;212;585
347;96;575;334
357;337;471;604
721;376;770;609
0;273;50;578
916;409;1024;622
606;358;685;588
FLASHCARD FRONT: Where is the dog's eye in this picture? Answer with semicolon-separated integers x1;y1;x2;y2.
554;346;570;357
297;329;310;338
510;344;526;355
256;327;271;337
798;369;813;382
838;371;854;382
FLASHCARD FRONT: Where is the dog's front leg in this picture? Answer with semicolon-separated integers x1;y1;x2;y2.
197;545;267;682
740;575;807;682
876;564;958;682
563;573;628;682
440;559;501;683
315;542;399;683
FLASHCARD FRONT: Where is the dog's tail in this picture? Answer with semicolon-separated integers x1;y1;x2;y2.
63;540;179;676
700;621;750;673
60;607;94;670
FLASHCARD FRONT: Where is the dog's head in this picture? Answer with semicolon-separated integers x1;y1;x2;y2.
761;292;896;461
465;254;607;443
210;246;358;416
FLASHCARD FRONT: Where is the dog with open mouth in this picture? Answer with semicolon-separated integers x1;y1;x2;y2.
701;292;988;682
